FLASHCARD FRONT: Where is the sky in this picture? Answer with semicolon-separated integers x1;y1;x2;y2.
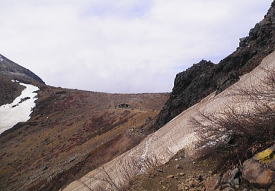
0;0;273;93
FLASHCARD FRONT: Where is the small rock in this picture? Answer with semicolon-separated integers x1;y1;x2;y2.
166;175;174;179
204;174;221;191
220;183;230;189
231;168;240;178
178;173;185;176
156;168;164;173
222;168;240;185
175;164;182;169
232;178;239;186
242;159;275;187
42;166;48;171
197;175;204;182
222;188;234;191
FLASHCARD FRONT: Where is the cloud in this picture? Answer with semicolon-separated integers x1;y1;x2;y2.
0;0;272;93
82;0;152;18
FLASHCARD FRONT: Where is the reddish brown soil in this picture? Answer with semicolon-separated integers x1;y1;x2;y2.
0;85;169;191
0;76;24;105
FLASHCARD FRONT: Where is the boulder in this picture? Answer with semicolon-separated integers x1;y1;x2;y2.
242;145;275;187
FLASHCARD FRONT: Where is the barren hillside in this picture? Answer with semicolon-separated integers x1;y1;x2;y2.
63;46;275;191
0;72;168;191
62;1;275;190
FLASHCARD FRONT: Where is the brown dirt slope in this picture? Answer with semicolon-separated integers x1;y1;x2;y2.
0;76;24;105
0;85;169;191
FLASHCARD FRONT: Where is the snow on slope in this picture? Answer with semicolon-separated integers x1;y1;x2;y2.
64;51;275;191
0;82;39;134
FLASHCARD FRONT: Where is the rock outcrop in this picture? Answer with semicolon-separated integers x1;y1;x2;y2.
155;1;275;129
155;60;216;129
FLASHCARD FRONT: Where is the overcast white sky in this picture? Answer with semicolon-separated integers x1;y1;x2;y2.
0;0;273;93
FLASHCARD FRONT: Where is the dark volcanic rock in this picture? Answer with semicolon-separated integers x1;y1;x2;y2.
155;1;275;129
155;60;216;129
0;54;45;84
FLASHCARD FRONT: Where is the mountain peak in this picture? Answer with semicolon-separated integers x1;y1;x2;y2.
0;54;45;84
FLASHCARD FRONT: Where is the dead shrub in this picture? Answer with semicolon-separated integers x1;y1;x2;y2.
78;153;161;191
191;67;275;160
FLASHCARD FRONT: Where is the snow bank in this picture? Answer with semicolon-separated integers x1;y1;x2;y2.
0;82;39;134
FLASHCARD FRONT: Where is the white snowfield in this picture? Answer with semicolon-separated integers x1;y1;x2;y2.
0;82;39;134
63;51;275;191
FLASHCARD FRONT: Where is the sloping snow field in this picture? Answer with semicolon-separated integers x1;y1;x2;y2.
63;51;275;191
0;82;39;134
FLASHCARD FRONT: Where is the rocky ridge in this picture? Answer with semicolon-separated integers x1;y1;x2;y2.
155;1;275;128
0;54;45;85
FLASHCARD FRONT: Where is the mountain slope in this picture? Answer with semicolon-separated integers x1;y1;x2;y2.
155;1;275;129
0;54;44;106
0;81;168;191
1;2;274;191
64;47;275;191
63;2;275;190
0;54;45;84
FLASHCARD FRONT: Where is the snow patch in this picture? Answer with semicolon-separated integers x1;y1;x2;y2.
0;82;39;134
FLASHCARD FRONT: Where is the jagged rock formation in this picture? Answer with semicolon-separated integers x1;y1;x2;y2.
155;1;275;129
155;60;216;130
0;54;45;84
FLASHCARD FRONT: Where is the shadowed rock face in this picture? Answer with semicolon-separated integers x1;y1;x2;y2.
0;54;45;84
155;60;216;130
155;1;275;129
